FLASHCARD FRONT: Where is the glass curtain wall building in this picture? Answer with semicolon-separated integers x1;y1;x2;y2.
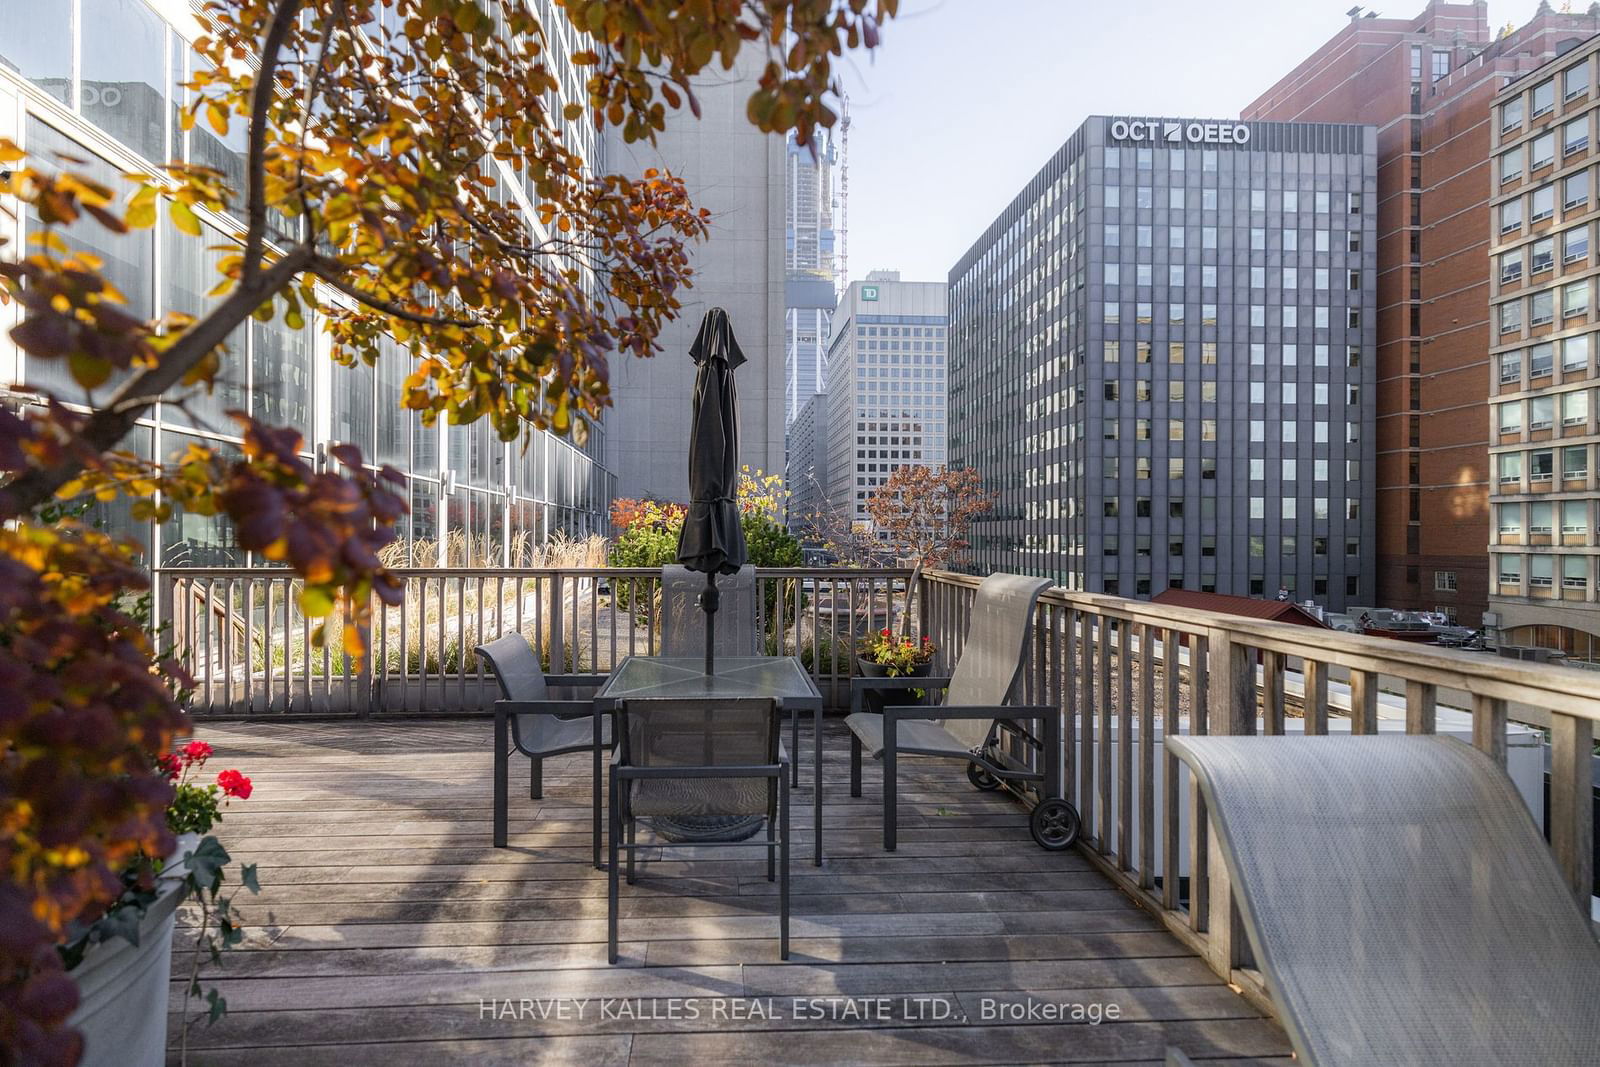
0;0;616;568
949;117;1377;607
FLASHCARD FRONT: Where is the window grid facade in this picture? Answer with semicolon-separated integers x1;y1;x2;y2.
0;0;615;567
823;277;949;528
949;117;1377;606
1489;40;1600;631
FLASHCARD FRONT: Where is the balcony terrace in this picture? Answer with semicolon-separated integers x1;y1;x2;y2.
158;568;1600;1064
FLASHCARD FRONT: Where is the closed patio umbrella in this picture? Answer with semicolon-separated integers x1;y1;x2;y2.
676;307;749;674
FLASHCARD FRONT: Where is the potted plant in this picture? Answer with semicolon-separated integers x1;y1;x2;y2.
857;628;937;679
60;743;254;1067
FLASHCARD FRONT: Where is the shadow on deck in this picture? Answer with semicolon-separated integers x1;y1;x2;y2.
166;720;1288;1065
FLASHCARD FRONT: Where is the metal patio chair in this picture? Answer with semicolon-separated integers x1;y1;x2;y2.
846;572;1077;851
1169;734;1600;1067
659;564;762;657
659;565;802;785
608;697;789;964
474;633;610;866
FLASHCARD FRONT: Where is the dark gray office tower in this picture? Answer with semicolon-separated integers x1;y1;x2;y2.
949;117;1377;607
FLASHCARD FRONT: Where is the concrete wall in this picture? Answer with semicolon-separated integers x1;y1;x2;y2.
602;60;785;503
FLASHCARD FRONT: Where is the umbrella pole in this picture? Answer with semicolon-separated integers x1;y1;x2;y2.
702;570;718;675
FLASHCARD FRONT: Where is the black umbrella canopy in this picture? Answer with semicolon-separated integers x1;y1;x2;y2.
676;307;749;576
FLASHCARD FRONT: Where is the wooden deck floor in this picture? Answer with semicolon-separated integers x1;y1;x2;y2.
167;720;1289;1066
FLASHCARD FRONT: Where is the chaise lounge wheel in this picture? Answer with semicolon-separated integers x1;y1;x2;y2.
966;761;1001;791
1030;799;1081;851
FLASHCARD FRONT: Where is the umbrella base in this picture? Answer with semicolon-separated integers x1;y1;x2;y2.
649;814;766;843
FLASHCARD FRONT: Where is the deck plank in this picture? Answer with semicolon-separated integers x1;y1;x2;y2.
167;719;1287;1064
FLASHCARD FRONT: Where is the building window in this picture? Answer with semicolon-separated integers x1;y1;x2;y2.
1563;500;1589;535
1531;556;1555;589
1500;199;1523;233
1530;395;1553;431
1532;342;1554;377
1532;449;1555;481
1564;389;1588;426
1532;236;1554;273
1431;50;1450;82
1566;171;1590;212
1502;97;1525;132
1531;132;1555;170
1565;281;1590;320
1563;556;1588;588
1434;571;1457;592
1498;556;1522;586
1564;444;1589;479
1565;225;1589;264
1565;117;1589;157
1500;249;1524;284
1533;78;1555;118
1499;504;1523;535
1531;290;1554;327
1564;334;1590;372
1499;452;1524;484
1565;62;1589;102
1532;185;1555;223
1499;400;1523;434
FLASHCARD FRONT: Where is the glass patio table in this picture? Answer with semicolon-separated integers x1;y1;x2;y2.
594;655;825;865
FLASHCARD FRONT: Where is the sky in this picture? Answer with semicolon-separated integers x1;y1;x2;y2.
837;0;1555;285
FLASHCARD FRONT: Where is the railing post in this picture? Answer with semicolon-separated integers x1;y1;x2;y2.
1472;693;1508;767
1404;680;1436;735
1203;631;1254;977
1349;669;1379;734
550;572;566;674
1302;658;1329;734
1549;711;1596;907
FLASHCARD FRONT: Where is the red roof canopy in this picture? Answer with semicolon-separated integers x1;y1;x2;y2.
1150;589;1329;628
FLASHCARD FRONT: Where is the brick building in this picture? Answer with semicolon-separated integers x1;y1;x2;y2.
1245;1;1600;624
1488;33;1600;661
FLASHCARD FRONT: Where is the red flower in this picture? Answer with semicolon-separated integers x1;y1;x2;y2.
155;753;182;781
182;740;213;765
880;628;890;637
216;769;252;800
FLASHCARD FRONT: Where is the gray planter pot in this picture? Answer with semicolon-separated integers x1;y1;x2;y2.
67;877;184;1067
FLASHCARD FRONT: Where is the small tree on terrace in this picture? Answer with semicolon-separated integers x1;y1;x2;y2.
866;464;996;635
0;2;900;1060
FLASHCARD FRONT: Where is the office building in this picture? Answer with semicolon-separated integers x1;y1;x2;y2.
784;130;841;426
603;52;786;502
948;116;1377;606
785;390;829;535
823;273;948;528
1246;1;1600;622
1488;32;1600;658
0;0;616;564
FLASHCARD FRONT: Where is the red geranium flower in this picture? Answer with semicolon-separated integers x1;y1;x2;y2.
182;740;213;765
216;769;253;800
156;752;182;781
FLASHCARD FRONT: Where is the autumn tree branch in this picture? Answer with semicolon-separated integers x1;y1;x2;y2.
1;245;315;517
240;0;305;282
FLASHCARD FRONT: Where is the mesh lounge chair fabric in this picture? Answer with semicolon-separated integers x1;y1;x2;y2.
1168;734;1600;1067
660;565;760;657
847;572;1052;758
619;698;779;818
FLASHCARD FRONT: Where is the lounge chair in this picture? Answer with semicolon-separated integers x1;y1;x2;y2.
845;572;1077;851
608;697;789;963
1169;734;1600;1067
474;634;610;867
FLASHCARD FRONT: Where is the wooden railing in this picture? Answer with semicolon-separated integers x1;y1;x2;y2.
159;563;1599;998
919;570;1599;1011
156;566;915;716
